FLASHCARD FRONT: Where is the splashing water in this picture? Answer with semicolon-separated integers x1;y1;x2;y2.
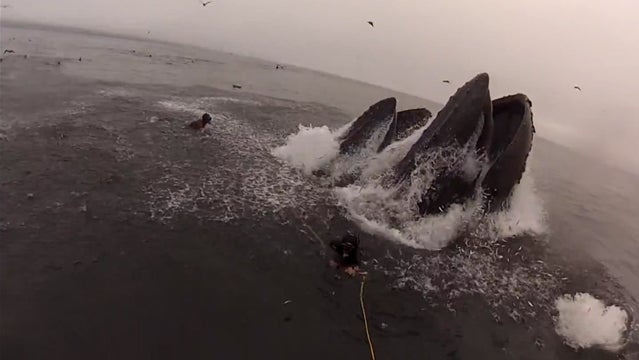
554;293;629;352
271;125;339;175
145;94;569;330
326;118;395;182
359;125;425;179
275;119;547;249
490;163;547;238
145;97;334;226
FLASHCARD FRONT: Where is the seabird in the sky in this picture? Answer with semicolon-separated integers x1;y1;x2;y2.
442;80;450;84
232;84;242;89
201;1;212;6
3;49;15;54
574;85;581;91
0;5;11;8
367;21;374;28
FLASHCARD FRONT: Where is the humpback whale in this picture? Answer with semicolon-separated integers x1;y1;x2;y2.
394;73;494;215
337;97;396;154
336;100;433;155
395;108;432;142
328;72;534;216
481;94;534;212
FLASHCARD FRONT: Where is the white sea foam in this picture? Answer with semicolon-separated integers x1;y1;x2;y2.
327;118;394;181
271;125;339;175
490;164;547;238
360;124;425;179
274;120;547;249
334;180;478;250
554;293;629;351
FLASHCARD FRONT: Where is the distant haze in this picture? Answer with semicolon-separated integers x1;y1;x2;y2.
2;0;638;173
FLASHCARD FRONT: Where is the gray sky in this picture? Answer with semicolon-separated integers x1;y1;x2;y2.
3;0;639;172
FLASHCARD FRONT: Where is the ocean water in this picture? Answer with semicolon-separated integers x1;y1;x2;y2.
2;23;638;357
274;117;639;352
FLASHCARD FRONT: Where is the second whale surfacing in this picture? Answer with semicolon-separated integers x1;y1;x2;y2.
326;72;535;216
337;97;397;155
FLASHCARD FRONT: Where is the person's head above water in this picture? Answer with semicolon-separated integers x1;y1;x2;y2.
187;113;214;130
329;231;360;266
202;113;212;125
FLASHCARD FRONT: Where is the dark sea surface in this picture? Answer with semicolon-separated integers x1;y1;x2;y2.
1;23;638;359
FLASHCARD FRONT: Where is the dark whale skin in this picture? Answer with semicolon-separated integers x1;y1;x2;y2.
338;97;397;155
392;73;493;215
482;94;535;212
395;108;432;142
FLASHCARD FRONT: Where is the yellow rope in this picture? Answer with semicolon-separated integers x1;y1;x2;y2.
360;275;376;360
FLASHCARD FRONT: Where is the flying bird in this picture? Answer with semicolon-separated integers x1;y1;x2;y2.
3;49;15;54
442;80;450;84
1;5;11;8
367;21;374;28
574;85;581;91
201;1;212;6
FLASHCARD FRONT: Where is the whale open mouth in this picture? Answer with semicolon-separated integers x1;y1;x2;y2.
273;72;538;249
328;72;534;216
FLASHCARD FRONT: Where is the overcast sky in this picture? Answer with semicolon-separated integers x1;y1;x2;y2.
2;0;638;171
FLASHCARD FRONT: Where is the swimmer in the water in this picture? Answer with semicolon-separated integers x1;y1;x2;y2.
187;113;213;131
329;232;362;276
